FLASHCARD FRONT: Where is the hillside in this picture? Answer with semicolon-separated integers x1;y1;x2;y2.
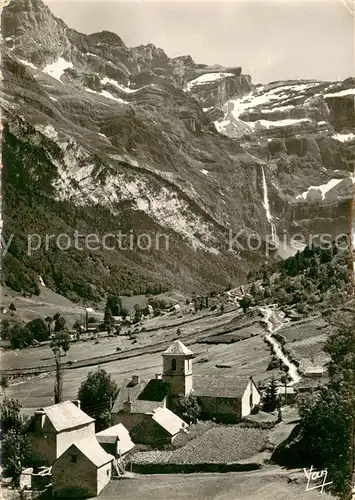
246;242;351;316
1;0;354;302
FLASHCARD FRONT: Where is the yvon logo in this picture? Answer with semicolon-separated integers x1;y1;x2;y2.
303;465;333;493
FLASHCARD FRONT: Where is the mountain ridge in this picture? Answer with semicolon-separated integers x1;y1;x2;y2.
1;0;354;302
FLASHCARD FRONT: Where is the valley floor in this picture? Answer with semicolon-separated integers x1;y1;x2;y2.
92;468;334;500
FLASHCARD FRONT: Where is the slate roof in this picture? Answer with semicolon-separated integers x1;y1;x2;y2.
162;340;194;356
67;436;114;467
34;401;94;432
192;375;253;398
96;423;135;455
137;379;170;402
112;379;148;414
152;407;188;436
131;400;162;414
112;378;168;415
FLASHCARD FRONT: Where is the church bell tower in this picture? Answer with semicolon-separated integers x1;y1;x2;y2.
162;340;194;396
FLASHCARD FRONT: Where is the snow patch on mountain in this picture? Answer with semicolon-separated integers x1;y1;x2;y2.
43;57;73;83
251;118;311;131
333;132;355;143
214;81;324;137
18;58;37;70
259;105;295;113
324;88;355;98
85;87;128;104
297;178;343;200
101;77;144;93
187;72;234;89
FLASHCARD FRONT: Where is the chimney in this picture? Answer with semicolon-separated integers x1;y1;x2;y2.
155;373;162;380
34;409;46;432
71;400;81;409
131;375;140;385
123;399;132;413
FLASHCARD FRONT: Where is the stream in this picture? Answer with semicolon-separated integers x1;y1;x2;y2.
259;305;301;385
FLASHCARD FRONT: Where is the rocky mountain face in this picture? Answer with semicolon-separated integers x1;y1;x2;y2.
1;0;354;302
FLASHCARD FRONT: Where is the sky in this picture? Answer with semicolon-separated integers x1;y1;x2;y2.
44;0;354;83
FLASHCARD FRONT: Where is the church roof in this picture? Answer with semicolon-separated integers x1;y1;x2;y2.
138;379;170;402
162;340;194;356
112;378;169;414
193;375;254;399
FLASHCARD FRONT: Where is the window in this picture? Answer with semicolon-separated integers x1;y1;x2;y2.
249;393;253;408
171;358;176;371
107;469;110;476
70;454;77;463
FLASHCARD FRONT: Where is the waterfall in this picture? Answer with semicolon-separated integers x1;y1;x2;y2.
261;166;277;243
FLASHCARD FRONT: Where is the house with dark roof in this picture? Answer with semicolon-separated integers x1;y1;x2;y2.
111;374;170;430
113;340;261;429
52;436;113;498
27;400;95;466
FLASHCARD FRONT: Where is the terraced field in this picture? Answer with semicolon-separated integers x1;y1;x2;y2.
5;308;274;409
279;316;332;372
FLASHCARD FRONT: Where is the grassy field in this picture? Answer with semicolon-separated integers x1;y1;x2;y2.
1;285;99;326
287;334;330;372
1;309;245;372
280;316;329;343
92;468;335;500
132;426;269;464
5;315;273;409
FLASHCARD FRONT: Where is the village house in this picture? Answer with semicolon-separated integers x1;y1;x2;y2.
95;423;135;457
27;400;95;466
113;340;261;428
193;375;261;422
129;407;188;446
112;375;170;430
52;436;113;498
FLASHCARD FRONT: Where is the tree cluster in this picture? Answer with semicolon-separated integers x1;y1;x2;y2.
78;368;118;431
273;311;355;498
245;243;348;313
1;398;30;486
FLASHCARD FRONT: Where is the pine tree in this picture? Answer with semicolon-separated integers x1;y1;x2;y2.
262;377;279;412
239;295;252;314
54;350;63;404
104;303;114;332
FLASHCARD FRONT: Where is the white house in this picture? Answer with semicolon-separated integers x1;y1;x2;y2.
27;401;95;466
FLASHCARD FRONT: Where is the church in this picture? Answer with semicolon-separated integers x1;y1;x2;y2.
112;340;261;427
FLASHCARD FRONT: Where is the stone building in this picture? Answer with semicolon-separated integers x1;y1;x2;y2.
113;340;261;428
161;341;194;396
27;401;95;466
95;423;135;457
129;407;188;446
111;375;170;430
52;436;113;498
193;375;261;422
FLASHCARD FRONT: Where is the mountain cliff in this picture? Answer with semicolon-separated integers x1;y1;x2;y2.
1;0;354;302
